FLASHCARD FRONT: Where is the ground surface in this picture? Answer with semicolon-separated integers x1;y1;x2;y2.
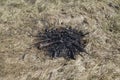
0;0;120;80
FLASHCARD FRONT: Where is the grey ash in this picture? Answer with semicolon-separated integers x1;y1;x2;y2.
35;27;88;60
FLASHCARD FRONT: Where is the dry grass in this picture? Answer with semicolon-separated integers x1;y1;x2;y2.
0;0;120;80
